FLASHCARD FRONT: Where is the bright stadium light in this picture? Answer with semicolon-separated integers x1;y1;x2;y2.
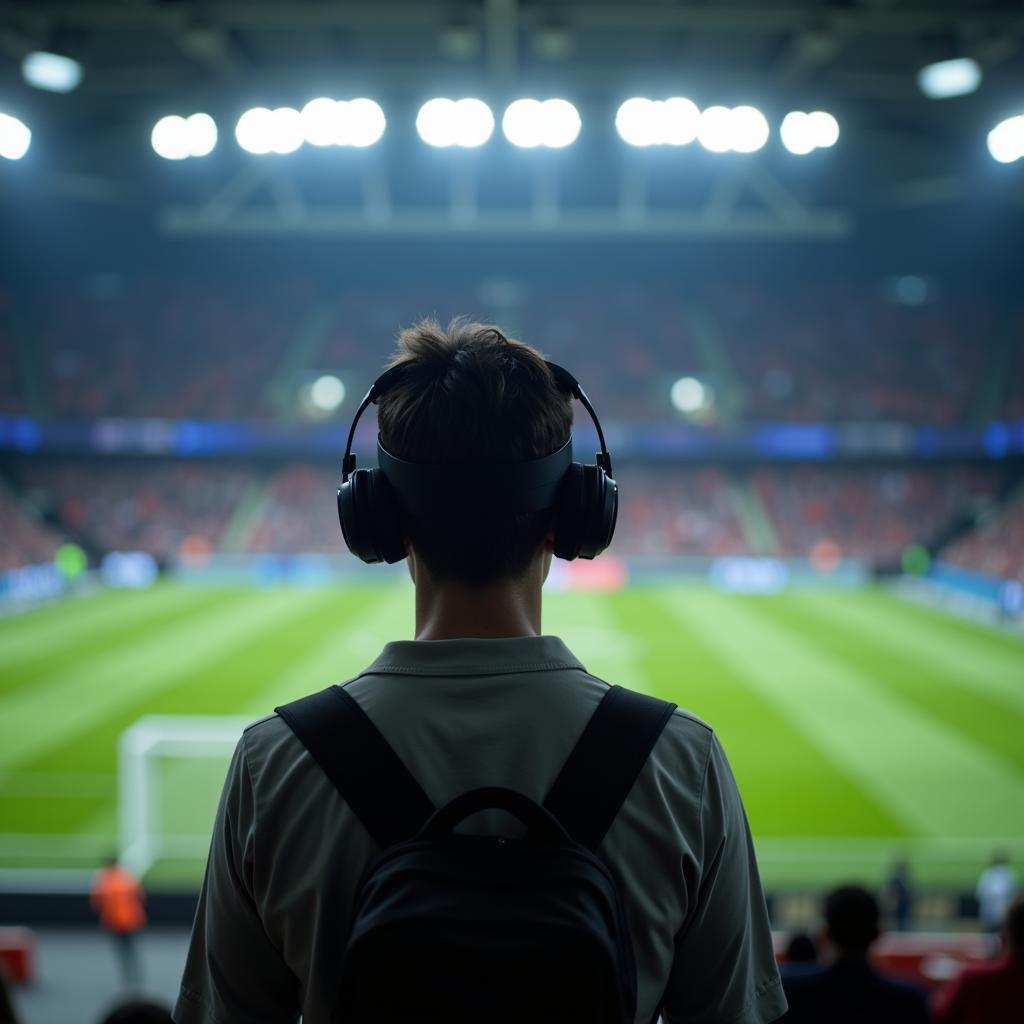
310;375;345;411
671;377;707;414
302;98;386;147
696;106;733;153
22;51;82;93
416;98;494;147
807;110;839;148
502;98;580;148
918;57;982;100
987;115;1024;163
236;107;303;154
152;113;217;160
615;97;700;147
301;97;341;146
729;105;770;153
342;98;386;147
0;113;31;160
780;110;838;154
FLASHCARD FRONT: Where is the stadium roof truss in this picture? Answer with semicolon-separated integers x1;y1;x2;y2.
1;1;1023;239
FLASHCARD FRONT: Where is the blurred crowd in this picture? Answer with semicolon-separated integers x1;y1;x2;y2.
4;460;1018;582
1;277;1019;426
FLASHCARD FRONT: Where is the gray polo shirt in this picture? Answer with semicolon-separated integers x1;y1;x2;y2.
175;635;785;1024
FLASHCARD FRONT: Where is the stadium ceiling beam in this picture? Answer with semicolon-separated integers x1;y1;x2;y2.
2;4;1023;37
158;163;850;241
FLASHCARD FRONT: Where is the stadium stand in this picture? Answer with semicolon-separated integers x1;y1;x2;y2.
3;278;1015;427
0;488;66;572
942;488;1024;583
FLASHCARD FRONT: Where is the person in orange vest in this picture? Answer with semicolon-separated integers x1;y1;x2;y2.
91;856;147;989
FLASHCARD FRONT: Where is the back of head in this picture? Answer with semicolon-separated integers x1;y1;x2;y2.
825;885;880;958
376;318;573;588
1006;895;1024;953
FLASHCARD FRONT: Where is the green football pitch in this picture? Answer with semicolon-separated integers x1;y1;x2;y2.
1;582;1022;888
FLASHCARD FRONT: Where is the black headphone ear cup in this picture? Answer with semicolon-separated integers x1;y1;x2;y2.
369;470;407;564
553;464;618;561
553;464;585;561
338;469;407;564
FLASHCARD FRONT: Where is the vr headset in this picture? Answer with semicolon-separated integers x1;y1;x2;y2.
337;361;617;565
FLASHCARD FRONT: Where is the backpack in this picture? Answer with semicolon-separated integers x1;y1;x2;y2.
277;682;677;1024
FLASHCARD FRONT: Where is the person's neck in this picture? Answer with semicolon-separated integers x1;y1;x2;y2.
414;578;542;641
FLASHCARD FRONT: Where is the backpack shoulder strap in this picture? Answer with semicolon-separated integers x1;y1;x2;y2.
544;685;677;852
276;685;434;850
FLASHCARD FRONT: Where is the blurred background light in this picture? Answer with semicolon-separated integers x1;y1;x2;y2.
987;115;1024;164
615;97;700;147
0;113;31;160
300;97;341;147
696;106;734;153
417;98;493;147
502;98;580;148
918;57;982;100
151;114;217;160
21;50;82;93
341;98;386;147
729;105;770;153
781;110;839;154
309;375;345;412
236;107;303;154
670;376;707;414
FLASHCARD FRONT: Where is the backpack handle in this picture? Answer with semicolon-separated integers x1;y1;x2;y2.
419;786;572;845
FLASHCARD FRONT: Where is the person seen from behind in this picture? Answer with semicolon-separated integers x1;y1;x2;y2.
782;883;929;1024
932;895;1024;1024
175;320;786;1024
976;852;1018;937
91;856;146;990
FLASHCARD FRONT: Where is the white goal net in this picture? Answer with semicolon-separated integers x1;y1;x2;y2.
118;715;250;878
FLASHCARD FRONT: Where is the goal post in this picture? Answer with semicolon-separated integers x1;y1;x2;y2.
118;715;251;878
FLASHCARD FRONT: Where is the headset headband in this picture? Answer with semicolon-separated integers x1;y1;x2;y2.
340;360;613;518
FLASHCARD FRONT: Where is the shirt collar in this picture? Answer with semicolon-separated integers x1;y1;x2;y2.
358;635;585;678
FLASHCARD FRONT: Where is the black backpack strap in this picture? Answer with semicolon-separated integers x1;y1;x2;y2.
544;685;677;852
276;685;435;850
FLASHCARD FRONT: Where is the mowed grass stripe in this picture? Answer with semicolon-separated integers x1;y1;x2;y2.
0;587;324;772
798;590;1024;715
243;584;413;715
758;593;1024;774
4;586;410;838
611;589;905;839
666;590;1024;839
0;586;231;700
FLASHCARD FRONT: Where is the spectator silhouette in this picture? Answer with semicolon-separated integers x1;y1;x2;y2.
782;884;929;1024
97;999;173;1024
976;852;1018;935
932;895;1024;1023
91;856;147;989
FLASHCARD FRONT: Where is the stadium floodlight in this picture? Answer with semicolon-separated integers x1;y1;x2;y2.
502;98;580;148
671;376;707;414
0;113;31;160
341;98;386;147
236;106;303;155
21;50;83;93
151;114;217;160
615;97;700;147
416;98;494;147
918;57;982;100
301;97;342;147
696;106;733;153
780;110;838;154
729;106;770;153
987;115;1024;164
310;375;345;412
301;98;386;147
807;111;839;148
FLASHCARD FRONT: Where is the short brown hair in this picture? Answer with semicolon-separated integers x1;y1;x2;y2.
376;318;573;587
